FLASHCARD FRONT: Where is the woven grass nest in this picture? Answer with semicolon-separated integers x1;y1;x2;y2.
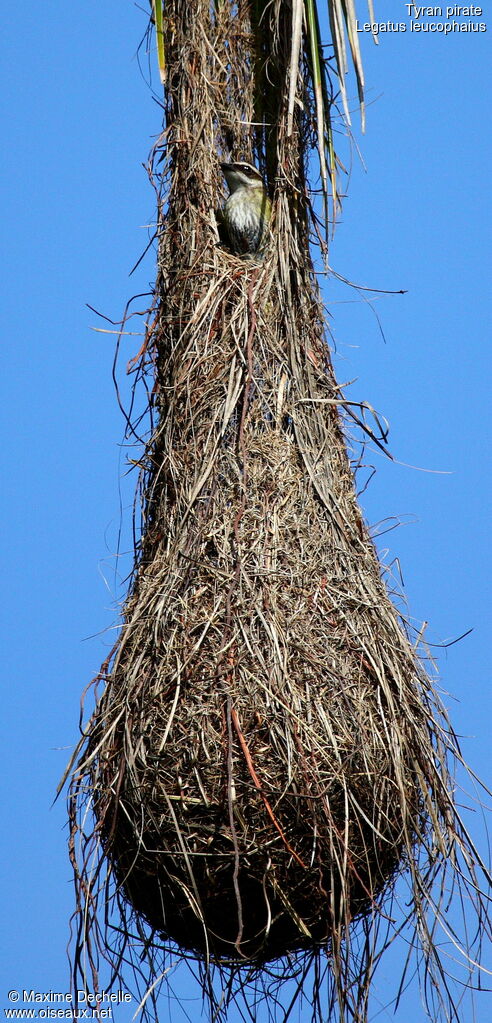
82;244;436;965
66;5;491;1016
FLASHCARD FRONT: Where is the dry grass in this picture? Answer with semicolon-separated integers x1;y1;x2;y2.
66;2;491;1020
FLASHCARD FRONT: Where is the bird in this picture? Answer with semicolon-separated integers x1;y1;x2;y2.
220;161;271;257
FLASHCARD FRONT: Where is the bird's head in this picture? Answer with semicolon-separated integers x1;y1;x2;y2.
220;161;265;195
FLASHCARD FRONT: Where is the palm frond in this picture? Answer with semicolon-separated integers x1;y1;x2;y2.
151;0;165;85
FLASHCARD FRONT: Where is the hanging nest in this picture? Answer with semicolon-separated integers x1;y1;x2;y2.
87;247;436;964
67;1;491;1019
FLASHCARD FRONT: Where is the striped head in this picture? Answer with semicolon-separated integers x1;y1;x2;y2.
220;162;266;195
220;162;270;256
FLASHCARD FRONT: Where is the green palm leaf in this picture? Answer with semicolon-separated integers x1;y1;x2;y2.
151;0;165;84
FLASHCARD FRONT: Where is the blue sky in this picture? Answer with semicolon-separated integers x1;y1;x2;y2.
1;3;490;1021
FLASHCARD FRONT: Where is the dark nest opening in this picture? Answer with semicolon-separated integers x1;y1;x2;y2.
66;1;492;1020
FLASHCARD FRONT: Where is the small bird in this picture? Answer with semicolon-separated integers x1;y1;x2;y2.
220;161;271;257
